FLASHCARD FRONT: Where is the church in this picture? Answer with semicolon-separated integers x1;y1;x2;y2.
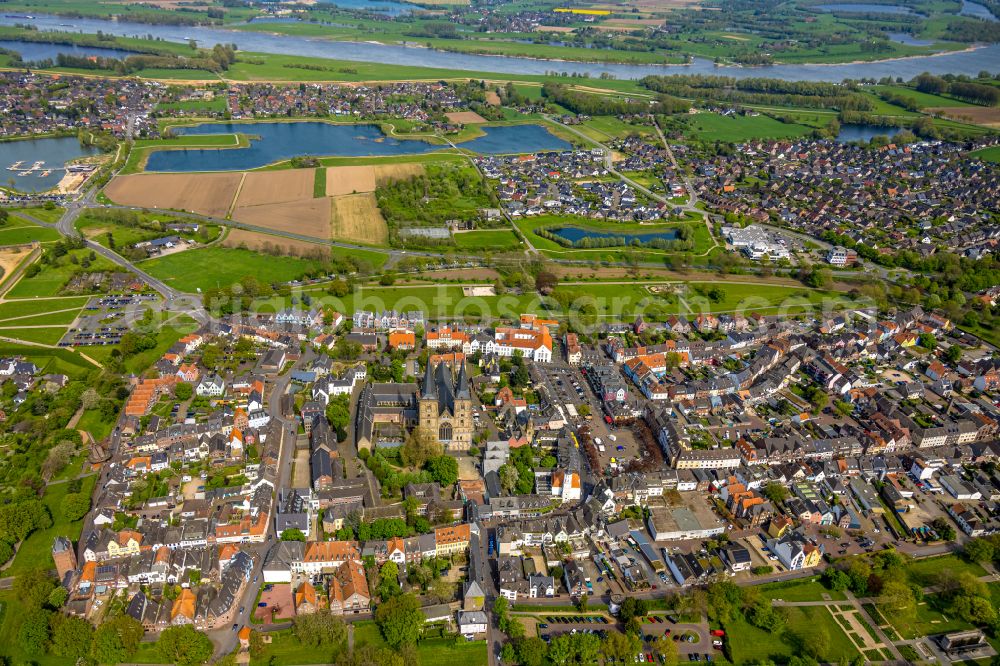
419;360;474;451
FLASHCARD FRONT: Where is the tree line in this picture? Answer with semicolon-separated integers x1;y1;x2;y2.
541;82;690;116
641;75;875;112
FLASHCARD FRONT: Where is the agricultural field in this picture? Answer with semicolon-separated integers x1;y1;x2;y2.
233;197;333;239
928;105;1000;128
330;193;388;245
222;229;333;257
105;173;242;218
325;164;425;196
873;85;976;110
236;169;316;207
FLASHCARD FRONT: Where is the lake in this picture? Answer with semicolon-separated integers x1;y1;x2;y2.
146;122;438;171
550;227;680;244
458;125;571;154
0;136;98;191
0;39;138;63
835;123;902;142
6;13;1000;81
960;0;999;21
815;3;917;13
885;32;932;46
144;122;571;170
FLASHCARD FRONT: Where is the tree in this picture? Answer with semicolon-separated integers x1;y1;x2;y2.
378;560;401;600
374;593;424;648
963;538;995;564
280;528;306;542
61;492;91;521
14;568;57;610
952;595;998;626
293;610;347;649
48;585;68;608
18;607;52;655
157;625;214;666
425;455;458;486
762;482;789;503
51;615;94;659
175;382;193;400
326;393;351;439
400;427;442;469
516;637;549;666
931;517;956;541
918;333;938;350
601;630;641;664
535;270;558;295
577;593;589;613
652;633;678;666
578;404;591;417
91;615;144;664
42;440;76;479
877;580;916;624
498;462;519;494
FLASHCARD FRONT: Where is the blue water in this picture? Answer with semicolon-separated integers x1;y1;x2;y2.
959;0;999;21
144;122;571;171
459;125;571;154
835;123;903;143
0;136;98;191
317;0;419;16
886;32;932;45
146;122;438;171
551;226;680;244
815;3;917;14
0;39;137;63
6;13;1000;81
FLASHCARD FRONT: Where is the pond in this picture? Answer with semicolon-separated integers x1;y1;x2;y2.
0;135;98;192
960;0;999;21
549;226;679;244
814;3;918;14
835;123;902;143
0;39;138;63
458;125;571;154
7;13;1000;81
885;32;932;46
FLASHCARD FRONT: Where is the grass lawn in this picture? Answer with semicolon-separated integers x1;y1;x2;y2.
76;406;118;441
453;229;523;250
0;591;76;666
76;215;164;249
3;474;98;577
888;592;975;639
140;246;332;292
0;221;63;244
83;314;197;374
904;554;986;587
873;85;977;109
0;297;87;322
6;250;118;298
6;206;65;224
577;116;653;141
724;606;860;664
0;326;68;345
757;578;846;602
685;113;815;142
970;145;1000;164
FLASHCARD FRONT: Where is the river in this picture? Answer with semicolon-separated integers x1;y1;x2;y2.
3;13;999;81
0;39;138;63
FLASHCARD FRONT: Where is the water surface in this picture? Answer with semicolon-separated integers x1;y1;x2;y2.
885;32;932;45
0;39;137;63
4;13;1000;81
550;226;680;244
815;3;917;14
959;0;999;21
459;125;571;154
0;136;98;191
835;123;903;142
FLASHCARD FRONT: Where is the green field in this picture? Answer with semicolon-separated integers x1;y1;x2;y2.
970;146;1000;164
724;606;861;664
873;85;977;110
140;246;334;292
253;622;487;666
758;578;846;602
686;112;816;142
0;222;63;245
453;229;523;250
3;474;98;577
0;297;87;322
76;214;165;249
5;250;118;298
6;206;65;224
0;326;68;345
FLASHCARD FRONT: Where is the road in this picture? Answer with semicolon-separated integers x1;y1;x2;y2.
650;115;699;212
208;366;299;658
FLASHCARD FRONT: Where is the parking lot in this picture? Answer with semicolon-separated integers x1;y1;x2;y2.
60;294;158;347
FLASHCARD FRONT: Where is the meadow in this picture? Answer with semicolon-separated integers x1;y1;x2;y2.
140;246;335;293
